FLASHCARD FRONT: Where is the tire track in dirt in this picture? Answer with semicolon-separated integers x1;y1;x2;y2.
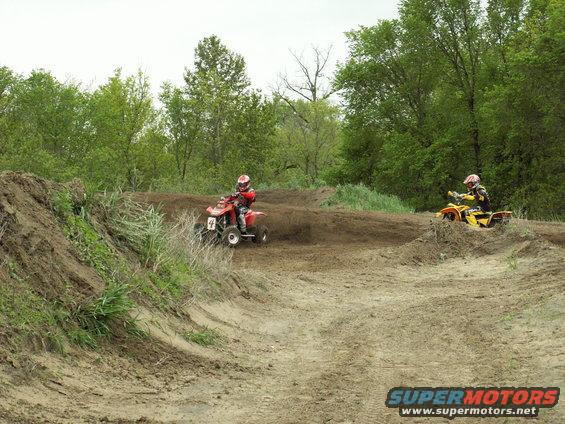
193;238;563;423
130;190;564;423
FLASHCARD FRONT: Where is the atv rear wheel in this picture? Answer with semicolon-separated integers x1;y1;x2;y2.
221;226;241;247
252;224;268;245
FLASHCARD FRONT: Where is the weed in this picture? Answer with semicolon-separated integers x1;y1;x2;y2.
167;211;232;290
52;189;74;218
101;192;169;270
73;282;133;341
101;192;230;302
184;327;222;347
67;328;98;349
501;313;515;322
507;251;518;270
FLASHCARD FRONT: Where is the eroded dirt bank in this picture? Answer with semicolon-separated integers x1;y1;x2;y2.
1;189;564;423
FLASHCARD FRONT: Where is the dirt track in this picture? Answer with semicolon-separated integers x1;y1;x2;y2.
1;189;564;423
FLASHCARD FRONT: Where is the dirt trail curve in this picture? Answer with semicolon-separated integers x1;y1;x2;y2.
1;189;564;423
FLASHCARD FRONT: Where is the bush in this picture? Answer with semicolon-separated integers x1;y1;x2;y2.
322;184;415;214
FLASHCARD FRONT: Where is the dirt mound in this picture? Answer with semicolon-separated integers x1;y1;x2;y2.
396;220;557;265
0;172;105;305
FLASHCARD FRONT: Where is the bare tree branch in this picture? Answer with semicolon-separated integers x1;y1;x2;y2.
278;45;335;104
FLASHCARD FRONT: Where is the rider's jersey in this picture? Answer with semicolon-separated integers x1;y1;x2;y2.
467;185;491;212
237;188;256;208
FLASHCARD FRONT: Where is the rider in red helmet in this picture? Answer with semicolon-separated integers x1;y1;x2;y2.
233;175;256;234
460;174;491;213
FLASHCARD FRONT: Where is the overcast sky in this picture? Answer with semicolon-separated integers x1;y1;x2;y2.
0;0;399;93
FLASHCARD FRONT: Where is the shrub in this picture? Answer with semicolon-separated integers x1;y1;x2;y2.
322;184;414;213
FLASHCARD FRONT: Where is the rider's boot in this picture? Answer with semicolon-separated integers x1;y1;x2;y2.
238;214;247;234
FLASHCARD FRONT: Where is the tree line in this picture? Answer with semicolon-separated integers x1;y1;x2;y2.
0;0;563;218
0;36;340;194
334;0;563;218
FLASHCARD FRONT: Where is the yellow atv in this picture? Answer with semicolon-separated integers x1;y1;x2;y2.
436;191;512;228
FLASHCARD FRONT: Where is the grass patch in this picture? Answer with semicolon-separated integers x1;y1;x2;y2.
52;189;138;348
507;251;518;270
322;184;414;214
0;261;68;351
184;327;222;347
101;192;169;270
500;312;516;322
72;282;134;346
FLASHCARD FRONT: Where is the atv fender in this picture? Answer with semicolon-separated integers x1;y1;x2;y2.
438;207;461;221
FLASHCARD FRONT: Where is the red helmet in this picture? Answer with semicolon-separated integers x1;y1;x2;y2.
463;174;480;190
236;175;251;192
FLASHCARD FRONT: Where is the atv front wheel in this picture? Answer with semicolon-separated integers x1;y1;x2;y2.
195;223;218;244
442;213;455;221
221;226;241;247
252;224;268;245
194;223;205;237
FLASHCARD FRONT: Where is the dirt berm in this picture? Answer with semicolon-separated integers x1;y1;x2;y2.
1;178;564;423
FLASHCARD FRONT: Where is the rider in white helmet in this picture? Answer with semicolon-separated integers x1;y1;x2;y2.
461;174;491;214
234;175;256;234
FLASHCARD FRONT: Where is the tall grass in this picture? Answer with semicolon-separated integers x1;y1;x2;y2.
101;192;170;271
71;281;134;348
168;211;232;280
101;193;232;300
322;184;414;214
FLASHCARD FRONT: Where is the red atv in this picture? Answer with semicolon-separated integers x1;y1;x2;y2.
197;194;268;247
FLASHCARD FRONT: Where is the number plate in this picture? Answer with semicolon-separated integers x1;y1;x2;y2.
207;217;216;230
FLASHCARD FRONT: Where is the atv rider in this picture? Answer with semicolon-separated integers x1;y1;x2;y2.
232;175;256;234
459;174;491;225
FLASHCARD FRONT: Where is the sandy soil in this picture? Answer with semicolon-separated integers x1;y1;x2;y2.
1;189;563;423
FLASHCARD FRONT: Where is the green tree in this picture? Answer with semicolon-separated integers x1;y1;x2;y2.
160;83;203;182
404;0;486;173
482;0;565;216
88;69;154;189
274;47;341;184
162;35;276;190
335;0;564;216
0;69;89;180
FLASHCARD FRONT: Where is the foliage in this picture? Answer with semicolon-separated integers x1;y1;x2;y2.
270;98;341;184
0;15;562;217
161;35;277;190
334;0;564;218
322;184;415;214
